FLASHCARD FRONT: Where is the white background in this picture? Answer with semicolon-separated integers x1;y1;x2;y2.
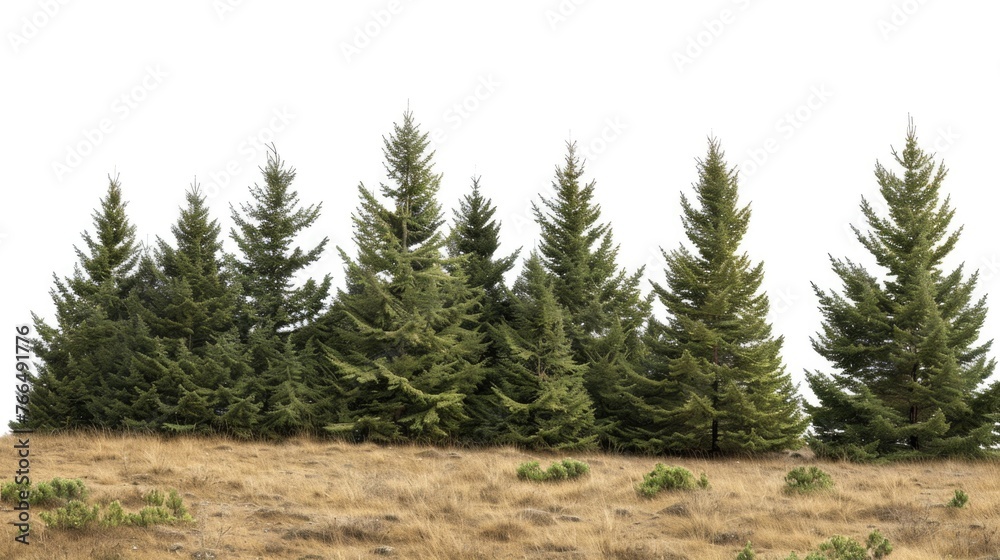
3;0;999;432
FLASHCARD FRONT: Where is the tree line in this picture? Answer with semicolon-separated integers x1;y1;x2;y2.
19;112;999;459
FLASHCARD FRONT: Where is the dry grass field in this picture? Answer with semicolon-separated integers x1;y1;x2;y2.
0;433;998;560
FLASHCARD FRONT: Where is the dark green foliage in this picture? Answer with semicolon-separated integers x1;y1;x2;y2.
491;254;597;449
529;143;652;449
784;466;834;494
230;147;331;337
448;176;520;441
645;138;806;454
227;148;334;436
24;177;150;431
516;458;590;482
807;122;999;459
635;464;706;497
324;110;484;442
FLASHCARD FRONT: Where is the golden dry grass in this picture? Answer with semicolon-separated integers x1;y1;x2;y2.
1;433;998;559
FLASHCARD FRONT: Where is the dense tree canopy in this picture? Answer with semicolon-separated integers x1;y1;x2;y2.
24;113;994;459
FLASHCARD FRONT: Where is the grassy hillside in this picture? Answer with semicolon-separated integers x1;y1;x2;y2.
0;433;998;559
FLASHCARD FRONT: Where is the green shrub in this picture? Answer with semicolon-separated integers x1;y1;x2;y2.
517;459;590;482
39;488;194;530
784;466;834;494
697;471;711;490
736;541;756;560
128;506;173;527
101;501;128;528
39;500;100;529
166;489;190;519
947;489;969;508
144;489;165;507
516;461;547;481
782;530;892;560
1;477;88;506
636;464;706;498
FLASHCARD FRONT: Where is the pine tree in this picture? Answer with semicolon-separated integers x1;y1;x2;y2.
230;147;332;338
492;254;597;449
531;142;651;447
129;184;247;434
807;122;999;459
229;148;333;434
324;110;484;443
448;176;519;328
26;177;147;429
647;138;805;454
447;176;519;441
136;184;238;350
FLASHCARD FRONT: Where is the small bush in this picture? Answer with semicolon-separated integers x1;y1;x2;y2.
144;489;165;507
782;530;892;560
128;506;173;527
947;489;969;508
636;464;706;498
40;488;194;530
1;477;88;506
517;459;590;482
39;500;100;530
516;461;547;481
101;501;128;528
697;471;711;490
166;489;190;519
784;466;834;494
736;541;756;560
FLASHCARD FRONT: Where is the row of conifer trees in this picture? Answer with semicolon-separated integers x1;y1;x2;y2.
20;112;999;458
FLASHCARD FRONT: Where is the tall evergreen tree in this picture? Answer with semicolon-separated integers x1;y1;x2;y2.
230;148;333;435
448;176;519;331
324;110;484;443
130;185;250;434
136;184;238;350
447;176;520;441
492;254;597;449
230;147;332;338
25;177;148;429
807;123;999;459
531;142;651;446
647;138;805;454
